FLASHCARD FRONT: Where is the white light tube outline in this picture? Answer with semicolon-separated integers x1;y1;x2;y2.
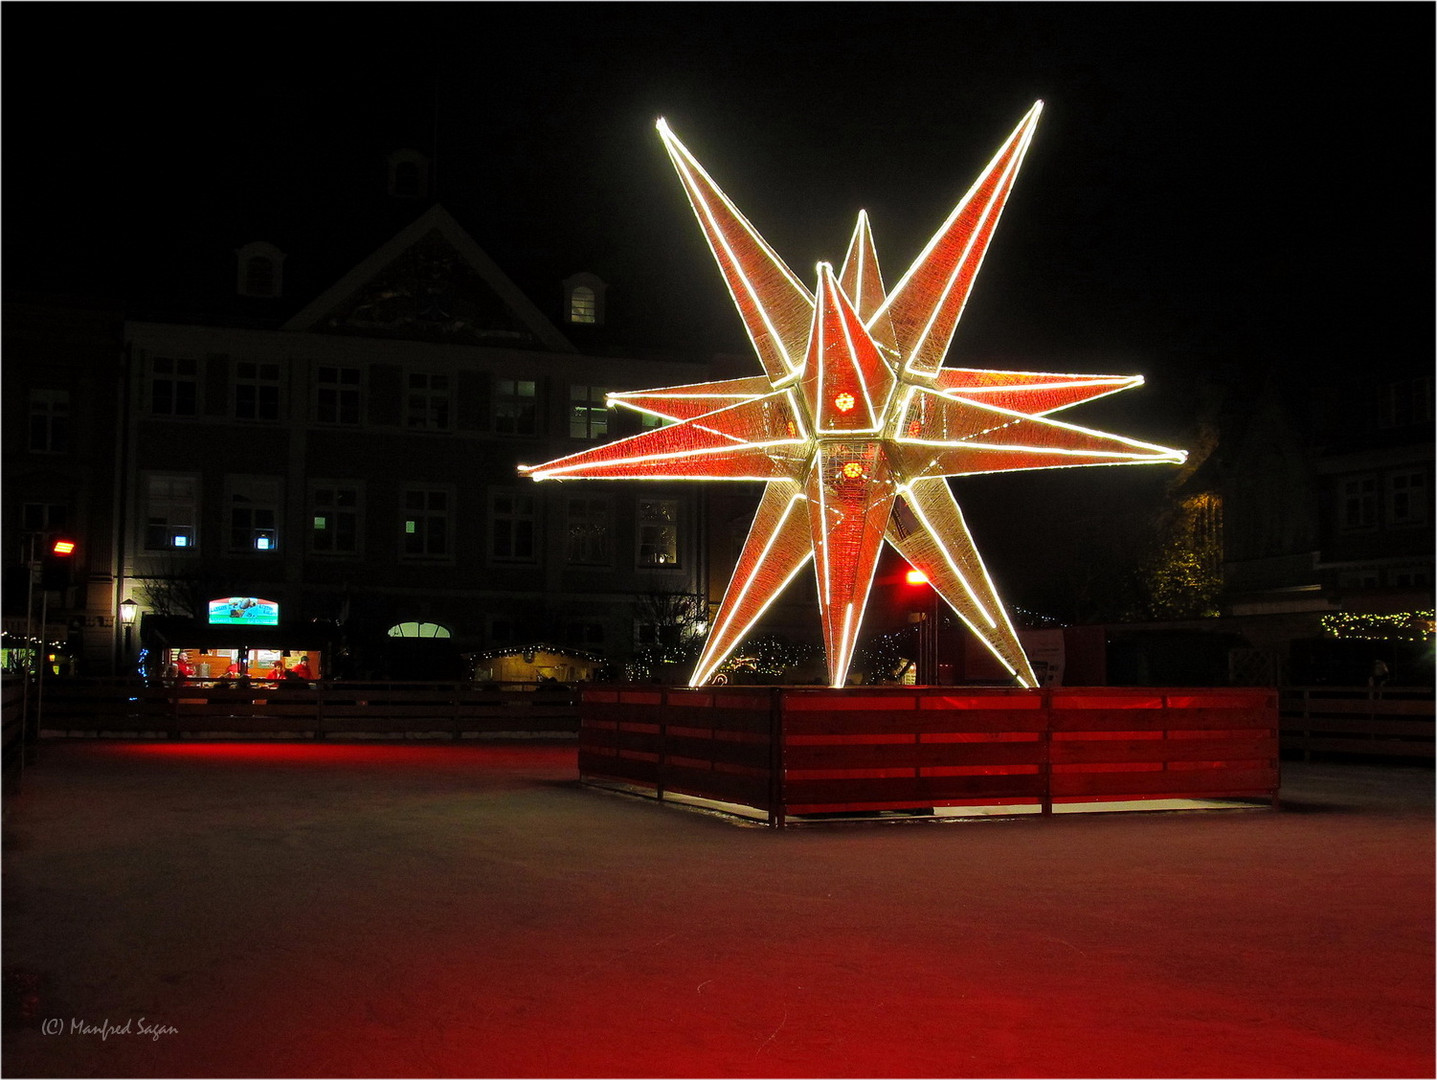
658;119;814;380
894;482;996;628
690;489;812;686
811;263;886;435
868;101;1042;379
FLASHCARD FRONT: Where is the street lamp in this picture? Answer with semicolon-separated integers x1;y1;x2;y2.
119;599;138;670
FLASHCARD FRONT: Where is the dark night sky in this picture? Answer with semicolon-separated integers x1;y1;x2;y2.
7;3;1430;364
4;3;1431;616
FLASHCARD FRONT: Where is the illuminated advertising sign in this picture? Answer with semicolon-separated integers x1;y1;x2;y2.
208;597;280;627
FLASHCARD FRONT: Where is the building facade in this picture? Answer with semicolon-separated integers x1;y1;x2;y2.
7;204;715;680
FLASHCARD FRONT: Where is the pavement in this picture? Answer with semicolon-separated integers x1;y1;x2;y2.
2;738;1432;1079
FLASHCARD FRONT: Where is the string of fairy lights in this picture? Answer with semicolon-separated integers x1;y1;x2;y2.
1320;611;1435;642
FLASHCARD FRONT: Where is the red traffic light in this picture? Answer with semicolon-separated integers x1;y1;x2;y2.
905;568;928;586
51;539;76;556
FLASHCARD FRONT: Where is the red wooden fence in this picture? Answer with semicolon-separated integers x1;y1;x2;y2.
580;685;1279;827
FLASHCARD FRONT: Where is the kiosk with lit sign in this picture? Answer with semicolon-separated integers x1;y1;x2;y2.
138;596;329;684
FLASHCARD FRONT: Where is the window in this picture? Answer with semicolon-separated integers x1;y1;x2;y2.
569;286;596;324
244;257;275;296
565;622;605;650
1378;377;1434;430
1387;470;1429;526
22;502;68;534
21;503;68;557
569;385;611;439
634;620;681;648
563;273;605;327
28;389;69;453
490;490;537;562
402;487;451;559
386;149;430;199
316;366;361;425
310;483;361;555
386;622;451;638
144;474;198;551
637;499;680;567
228;476;281;553
150;357;198;416
234;361;281;421
566;496;612;565
235;241;285;298
1339;476;1378;532
494;379;537;436
406;372;452;431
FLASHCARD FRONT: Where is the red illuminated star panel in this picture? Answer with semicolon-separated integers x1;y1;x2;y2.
521;102;1185;687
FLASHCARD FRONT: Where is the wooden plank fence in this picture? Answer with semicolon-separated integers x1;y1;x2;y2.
1280;686;1434;760
2;675;26;786
31;679;579;740
581;685;1280;826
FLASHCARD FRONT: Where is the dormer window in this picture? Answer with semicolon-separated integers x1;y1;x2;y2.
235;241;286;299
562;272;607;327
387;148;431;200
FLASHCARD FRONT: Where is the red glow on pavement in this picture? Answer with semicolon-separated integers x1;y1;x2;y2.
94;741;571;771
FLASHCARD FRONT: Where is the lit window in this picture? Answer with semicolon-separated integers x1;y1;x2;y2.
406;372;452;431
316;366;362;425
386;621;451;638
150;357;198;416
569;385;611;439
566;496;612;566
563;274;605;327
637;499;680;567
234;361;281;421
495;379;538;436
490;490;537;563
144;474;199;552
228;476;281;554
28;389;70;453
570;286;596;324
402;487;451;559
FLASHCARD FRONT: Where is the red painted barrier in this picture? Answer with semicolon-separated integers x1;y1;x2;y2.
580;685;1279;826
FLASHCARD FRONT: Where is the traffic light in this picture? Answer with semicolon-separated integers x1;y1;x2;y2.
40;538;76;592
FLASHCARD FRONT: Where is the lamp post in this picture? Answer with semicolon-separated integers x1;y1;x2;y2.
905;567;939;686
119;599;138;675
25;536;76;768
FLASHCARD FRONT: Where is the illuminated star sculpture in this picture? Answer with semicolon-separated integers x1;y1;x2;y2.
521;102;1186;688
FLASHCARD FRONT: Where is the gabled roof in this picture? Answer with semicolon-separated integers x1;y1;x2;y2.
283;204;576;353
